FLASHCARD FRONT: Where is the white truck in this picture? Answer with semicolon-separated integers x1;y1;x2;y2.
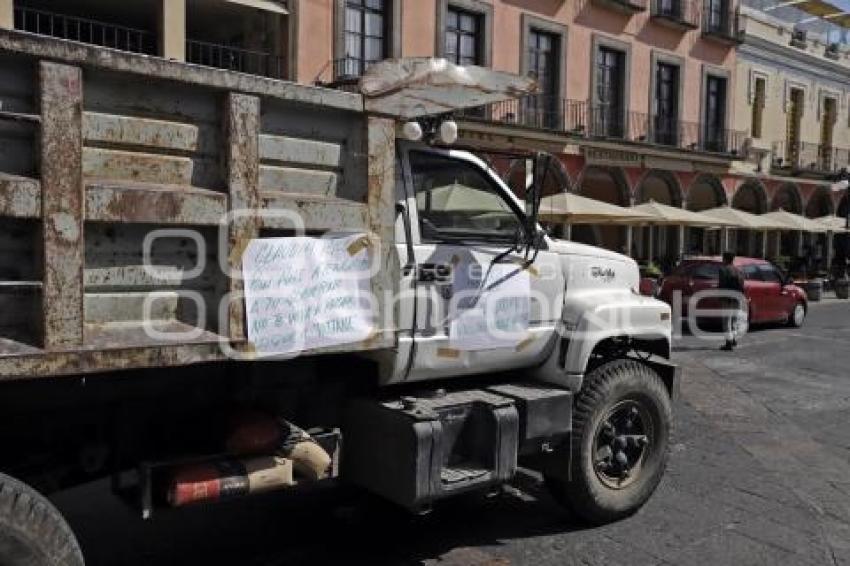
0;30;677;566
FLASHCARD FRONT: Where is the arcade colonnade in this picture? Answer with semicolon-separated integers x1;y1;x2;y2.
547;155;844;264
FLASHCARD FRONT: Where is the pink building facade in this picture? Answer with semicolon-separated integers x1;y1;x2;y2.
299;0;752;259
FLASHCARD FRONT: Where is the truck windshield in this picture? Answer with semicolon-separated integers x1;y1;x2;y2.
409;151;523;244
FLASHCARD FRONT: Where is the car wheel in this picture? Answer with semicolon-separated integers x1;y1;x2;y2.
544;359;672;525
788;302;806;328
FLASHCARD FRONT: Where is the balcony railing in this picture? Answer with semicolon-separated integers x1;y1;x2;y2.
651;0;700;29
702;3;743;44
772;141;850;173
591;0;648;14
13;6;155;54
186;40;284;79
458;96;746;156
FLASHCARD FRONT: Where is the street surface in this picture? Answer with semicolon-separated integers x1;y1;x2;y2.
53;301;850;566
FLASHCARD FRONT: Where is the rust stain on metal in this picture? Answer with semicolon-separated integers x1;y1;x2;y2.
40;61;84;349
367;117;398;344
226;93;261;341
85;180;226;225
0;174;41;218
83;112;200;153
82;147;193;186
437;348;461;359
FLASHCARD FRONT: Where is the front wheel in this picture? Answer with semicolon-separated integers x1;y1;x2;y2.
0;473;83;565
545;359;672;524
787;301;806;328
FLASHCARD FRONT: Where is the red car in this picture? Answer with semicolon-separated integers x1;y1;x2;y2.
658;257;808;329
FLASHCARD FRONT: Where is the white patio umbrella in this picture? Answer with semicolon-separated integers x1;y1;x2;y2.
815;216;849;271
631;200;726;261
539;193;651;225
701;206;788;258
540;193;652;255
761;209;829;263
816;215;849;233
760;209;829;234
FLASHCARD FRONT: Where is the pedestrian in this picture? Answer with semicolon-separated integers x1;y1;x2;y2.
718;251;745;352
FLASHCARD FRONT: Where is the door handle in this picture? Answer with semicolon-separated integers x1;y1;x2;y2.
416;263;453;283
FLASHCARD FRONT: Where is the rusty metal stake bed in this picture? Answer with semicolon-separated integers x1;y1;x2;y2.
0;30;679;566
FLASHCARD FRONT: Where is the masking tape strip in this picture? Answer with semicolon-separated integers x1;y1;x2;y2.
437;347;461;359
346;235;372;257
515;335;535;352
361;328;381;347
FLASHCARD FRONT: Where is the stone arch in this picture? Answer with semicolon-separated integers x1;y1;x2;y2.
685;175;727;254
686;174;727;212
804;188;835;272
805;188;835;218
733;180;769;214
635;170;683;206
576;166;631;205
732;180;769;257
771;182;803;214
635;171;684;262
573;166;631;252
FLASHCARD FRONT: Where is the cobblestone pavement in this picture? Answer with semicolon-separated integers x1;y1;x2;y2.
54;301;850;566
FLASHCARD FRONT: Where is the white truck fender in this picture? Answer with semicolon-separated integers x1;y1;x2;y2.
533;291;672;390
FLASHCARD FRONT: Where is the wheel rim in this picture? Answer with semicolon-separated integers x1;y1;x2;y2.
592;399;654;489
793;304;805;326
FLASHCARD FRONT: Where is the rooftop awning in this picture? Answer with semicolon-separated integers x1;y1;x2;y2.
539;193;652;225
224;0;288;14
360;58;536;119
761;209;829;232
816;215;850;232
700;206;788;230
631;200;727;227
771;0;850;28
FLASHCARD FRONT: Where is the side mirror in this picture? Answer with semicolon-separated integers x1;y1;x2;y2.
525;153;548;233
522;152;550;262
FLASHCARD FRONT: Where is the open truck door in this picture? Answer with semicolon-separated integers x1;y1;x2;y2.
359;59;563;382
398;146;565;381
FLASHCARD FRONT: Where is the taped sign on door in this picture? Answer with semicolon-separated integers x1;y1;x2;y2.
449;262;531;351
242;234;375;356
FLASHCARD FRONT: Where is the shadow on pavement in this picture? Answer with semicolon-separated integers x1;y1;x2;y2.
57;475;591;566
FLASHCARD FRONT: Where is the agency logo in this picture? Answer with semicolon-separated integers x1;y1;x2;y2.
591;266;616;282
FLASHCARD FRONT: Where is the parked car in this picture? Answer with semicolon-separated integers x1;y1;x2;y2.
658;257;808;329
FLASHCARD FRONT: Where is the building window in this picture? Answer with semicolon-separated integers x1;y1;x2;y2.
528;30;557;98
445;7;482;66
703;75;727;151
751;77;766;139
705;0;730;34
595;47;626;137
786;87;804;166
820;97;837;170
523;29;559;128
654;62;680;145
342;0;386;78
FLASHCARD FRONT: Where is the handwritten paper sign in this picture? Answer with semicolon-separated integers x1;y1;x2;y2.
449;263;530;351
242;235;374;356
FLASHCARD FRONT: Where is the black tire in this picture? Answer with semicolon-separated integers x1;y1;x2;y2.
0;473;83;566
545;359;672;525
787;301;806;328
